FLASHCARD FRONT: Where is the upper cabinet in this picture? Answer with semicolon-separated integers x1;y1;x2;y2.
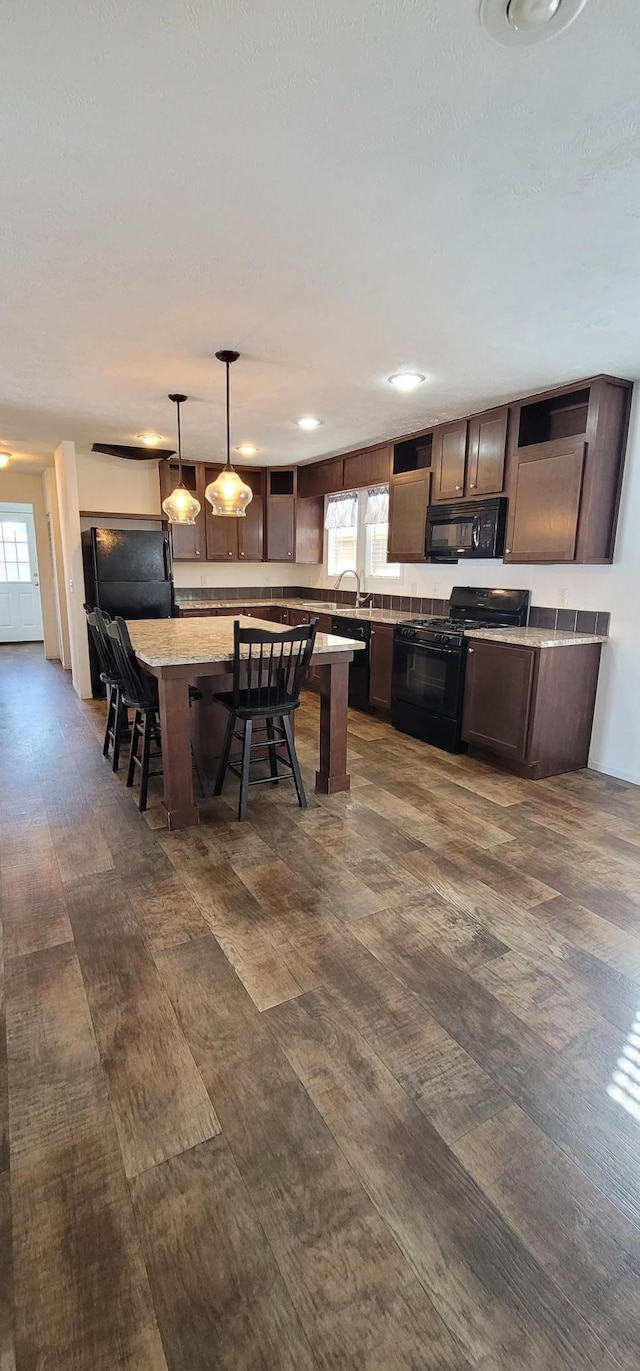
466;406;509;496
266;470;323;563
159;460;207;561
204;467;264;562
387;470;431;563
297;456;344;499
431;409;509;503
431;419;468;502
342;444;391;490
505;377;632;564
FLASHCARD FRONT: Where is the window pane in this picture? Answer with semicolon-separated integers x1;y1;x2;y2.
18;564;31;582
14;522;28;542
0;565;5;582
327;525;358;577
366;523;400;579
5;562;18;581
16;543;29;563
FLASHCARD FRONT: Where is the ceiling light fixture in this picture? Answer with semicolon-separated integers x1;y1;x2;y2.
161;395;201;525
137;432;162;446
388;372;426;392
297;416;322;430
205;352;254;517
235;443;259;457
0;453;10;468
480;0;588;45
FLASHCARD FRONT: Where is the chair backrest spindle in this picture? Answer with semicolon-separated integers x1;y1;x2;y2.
232;619;318;713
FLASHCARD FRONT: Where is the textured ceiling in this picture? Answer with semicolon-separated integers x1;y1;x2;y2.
1;0;640;473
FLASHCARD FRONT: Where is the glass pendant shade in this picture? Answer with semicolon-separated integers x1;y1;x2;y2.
163;393;201;524
205;466;253;517
162;483;201;524
206;349;254;517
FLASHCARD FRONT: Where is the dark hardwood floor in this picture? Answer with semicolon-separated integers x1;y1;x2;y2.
3;643;640;1369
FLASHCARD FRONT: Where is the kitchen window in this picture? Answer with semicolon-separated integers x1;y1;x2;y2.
324;487;401;586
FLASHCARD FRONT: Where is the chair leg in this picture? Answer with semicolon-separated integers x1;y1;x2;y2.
282;713;306;809
138;712;152;812
127;710;141;787
103;684;115;758
266;718;279;784
238;718;253;822
112;690;126;772
213;712;235;796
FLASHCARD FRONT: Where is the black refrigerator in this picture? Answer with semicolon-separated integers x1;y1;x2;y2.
82;527;174;695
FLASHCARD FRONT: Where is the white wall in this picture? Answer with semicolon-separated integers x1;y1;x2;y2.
172;560;308;590
76;450;161;516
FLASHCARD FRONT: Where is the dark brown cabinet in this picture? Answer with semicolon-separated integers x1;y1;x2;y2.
266;471;323;563
462;637;602;779
159;461;207;561
505;377;632;564
204;468;264;562
504;438;585;564
387;470;431;563
369;623;394;710
297;457;343;499
431;420;468;502
467;407;509;496
343;444;391;491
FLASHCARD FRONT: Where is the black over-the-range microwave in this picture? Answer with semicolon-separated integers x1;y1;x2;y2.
425;496;507;562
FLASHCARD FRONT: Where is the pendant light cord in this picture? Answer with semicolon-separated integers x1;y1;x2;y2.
225;361;231;470
176;399;183;485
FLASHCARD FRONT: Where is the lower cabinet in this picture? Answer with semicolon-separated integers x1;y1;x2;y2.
369;623;394;710
462;637;602;779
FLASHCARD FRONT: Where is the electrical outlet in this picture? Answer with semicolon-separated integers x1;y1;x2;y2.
557;588;568;607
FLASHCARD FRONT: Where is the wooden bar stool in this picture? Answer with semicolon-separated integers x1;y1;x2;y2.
212;619;317;821
84;604;128;771
106;617;163;812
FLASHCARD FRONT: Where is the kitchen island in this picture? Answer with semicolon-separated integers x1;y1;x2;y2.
127;615;364;829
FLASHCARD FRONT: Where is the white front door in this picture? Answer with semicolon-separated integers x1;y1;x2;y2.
0;507;44;642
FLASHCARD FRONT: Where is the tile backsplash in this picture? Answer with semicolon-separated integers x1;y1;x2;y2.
175;584;609;634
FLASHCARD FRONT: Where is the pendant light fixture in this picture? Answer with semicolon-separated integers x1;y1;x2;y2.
161;394;201;524
205;351;253;517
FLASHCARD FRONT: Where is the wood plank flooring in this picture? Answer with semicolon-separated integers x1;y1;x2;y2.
3;644;640;1369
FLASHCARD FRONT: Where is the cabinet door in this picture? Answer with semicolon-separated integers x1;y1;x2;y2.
297;458;343;499
466;407;508;496
462;641;536;760
160;461;207;561
204;467;238;561
505;439;585;563
266;498;295;561
432;420;468;502
369;624;394;710
343;445;391;491
238;495;264;562
387;470;431;563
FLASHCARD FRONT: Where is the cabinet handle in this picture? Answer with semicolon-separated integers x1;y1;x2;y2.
469;483;476;489
239;552;244;557
505;548;511;554
455;485;462;491
228;551;233;557
195;549;200;556
468;647;474;654
287;552;292;557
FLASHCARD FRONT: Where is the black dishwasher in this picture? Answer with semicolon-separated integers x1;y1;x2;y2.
330;615;371;711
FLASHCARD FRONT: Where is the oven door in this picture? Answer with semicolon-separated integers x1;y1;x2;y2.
392;637;463;721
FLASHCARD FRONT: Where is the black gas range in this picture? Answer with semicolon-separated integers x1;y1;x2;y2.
392;586;529;752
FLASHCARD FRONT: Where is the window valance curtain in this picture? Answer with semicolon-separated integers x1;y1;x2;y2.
364;484;389;526
324;491;357;530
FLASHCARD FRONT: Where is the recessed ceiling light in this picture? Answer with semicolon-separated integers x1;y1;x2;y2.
235;443;259;457
480;0;588;45
137;433;163;446
297;416;322;430
388;372;426;392
0;453;10;468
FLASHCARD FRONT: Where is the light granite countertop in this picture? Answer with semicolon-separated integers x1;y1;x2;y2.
177;598;408;625
464;626;607;648
128;614;366;668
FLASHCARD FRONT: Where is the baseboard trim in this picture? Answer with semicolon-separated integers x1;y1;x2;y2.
588;760;640;788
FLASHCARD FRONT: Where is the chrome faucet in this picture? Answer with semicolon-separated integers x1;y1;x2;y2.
333;569;369;607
